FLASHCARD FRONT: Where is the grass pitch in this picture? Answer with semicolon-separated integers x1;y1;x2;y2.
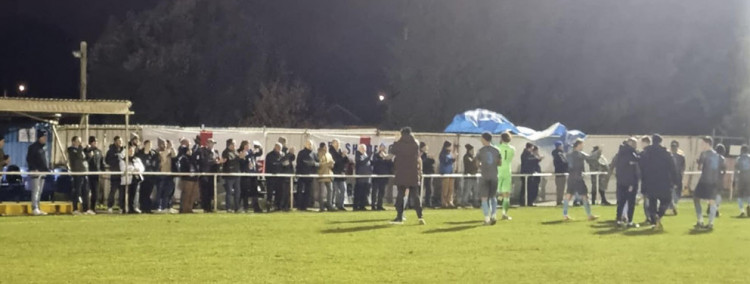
1;202;748;283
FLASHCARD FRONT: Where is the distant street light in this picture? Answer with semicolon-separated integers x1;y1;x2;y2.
18;84;26;92
379;94;385;102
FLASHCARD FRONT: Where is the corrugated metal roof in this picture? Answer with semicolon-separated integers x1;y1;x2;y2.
0;97;132;115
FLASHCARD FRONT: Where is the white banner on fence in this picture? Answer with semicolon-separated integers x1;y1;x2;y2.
309;133;395;158
141;128;265;152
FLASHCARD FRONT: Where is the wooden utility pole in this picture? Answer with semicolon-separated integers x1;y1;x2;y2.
74;41;89;139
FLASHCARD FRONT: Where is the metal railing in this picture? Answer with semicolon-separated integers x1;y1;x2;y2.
0;170;735;212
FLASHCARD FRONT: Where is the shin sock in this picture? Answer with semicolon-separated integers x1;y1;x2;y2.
502;198;509;215
481;199;489;218
709;203;717;225
563;199;570;216
583;199;592;217
694;199;703;223
491;198;498;218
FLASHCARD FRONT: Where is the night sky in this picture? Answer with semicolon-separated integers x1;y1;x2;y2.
0;0;156;98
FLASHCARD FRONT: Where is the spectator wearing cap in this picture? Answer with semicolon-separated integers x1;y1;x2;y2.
668;140;685;215
461;143;478;208
221;139;242;213
195;138;220;213
372;143;393;210
27;130;50;215
67;136;88;215
137;139;160;214
84;136;104;214
106;136;125;213
552;141;568;205
156;138;177;213
438;140;457;208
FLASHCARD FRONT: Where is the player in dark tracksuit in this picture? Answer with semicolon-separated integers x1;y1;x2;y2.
638;134;677;230
611;138;640;227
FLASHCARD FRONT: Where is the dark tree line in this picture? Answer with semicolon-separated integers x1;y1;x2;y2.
90;0;750;136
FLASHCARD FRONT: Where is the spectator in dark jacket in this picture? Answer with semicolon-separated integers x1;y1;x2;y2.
296;140;318;211
639;134;677;229
27;130;50;215
106;136;124;213
420;142;437;208
329;139;349;211
354;144;373;211
239;141;263;212
552;141;568;205
177;138;199;213
439;141;457;208
372;144;392;211
390;127;425;225
462;144;478;208
668;140;686;215
137;140;160;214
195;138;220;213
265;143;284;212
611;138;640;226
84;136;104;214
526;145;544;206
67;136;88;215
279;146;296;211
221;139;242;213
519;143;540;206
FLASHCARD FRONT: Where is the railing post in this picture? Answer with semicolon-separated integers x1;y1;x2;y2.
596;173;600;202
524;175;529;206
213;174;218;212
289;175;294;210
420;174;425;202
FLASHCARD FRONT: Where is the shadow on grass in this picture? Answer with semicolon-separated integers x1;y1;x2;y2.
444;220;482;225
320;224;391;234
423;225;481;234
597;220;617;225
593;227;623;235
328;218;391;224
541;219;583;225
688;228;714;235
590;223;615;229
623;228;664;236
